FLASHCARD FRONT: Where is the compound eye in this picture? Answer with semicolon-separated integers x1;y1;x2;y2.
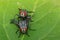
21;12;24;17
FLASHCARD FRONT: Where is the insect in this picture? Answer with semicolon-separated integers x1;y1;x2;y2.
17;8;34;20
10;16;34;37
10;8;35;37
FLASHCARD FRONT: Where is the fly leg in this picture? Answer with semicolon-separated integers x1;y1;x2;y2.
18;32;21;38
10;19;15;24
27;10;34;13
25;31;30;37
16;29;19;34
29;28;36;31
27;22;36;31
26;33;30;37
27;15;33;22
27;21;35;31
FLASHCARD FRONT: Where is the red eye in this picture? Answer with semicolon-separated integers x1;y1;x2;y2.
20;11;27;17
24;11;27;16
20;27;27;32
24;27;27;31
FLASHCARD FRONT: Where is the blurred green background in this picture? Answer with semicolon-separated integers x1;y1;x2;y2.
0;0;60;40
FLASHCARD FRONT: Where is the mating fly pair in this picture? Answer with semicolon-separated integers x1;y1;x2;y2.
10;8;34;37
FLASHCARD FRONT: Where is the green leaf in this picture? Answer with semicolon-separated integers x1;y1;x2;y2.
0;0;60;40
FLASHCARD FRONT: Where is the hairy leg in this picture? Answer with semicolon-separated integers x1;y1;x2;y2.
25;31;30;37
18;32;21;38
16;29;19;34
